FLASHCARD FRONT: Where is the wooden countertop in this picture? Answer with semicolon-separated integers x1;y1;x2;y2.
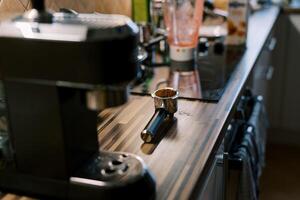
1;5;279;200
99;5;279;200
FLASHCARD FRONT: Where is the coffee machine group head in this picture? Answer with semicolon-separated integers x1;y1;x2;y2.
0;0;155;199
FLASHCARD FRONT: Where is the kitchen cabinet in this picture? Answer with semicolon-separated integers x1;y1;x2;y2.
195;146;225;200
281;15;300;132
197;15;278;200
267;14;300;145
250;33;276;103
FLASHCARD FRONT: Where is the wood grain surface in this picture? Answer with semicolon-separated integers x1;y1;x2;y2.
101;6;279;200
0;6;279;200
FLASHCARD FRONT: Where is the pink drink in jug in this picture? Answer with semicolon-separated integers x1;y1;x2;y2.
164;0;204;61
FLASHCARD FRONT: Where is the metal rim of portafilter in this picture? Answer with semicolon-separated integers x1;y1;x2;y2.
141;87;179;143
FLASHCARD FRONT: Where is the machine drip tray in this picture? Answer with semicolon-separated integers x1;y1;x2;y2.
74;151;151;183
71;151;156;200
0;152;156;200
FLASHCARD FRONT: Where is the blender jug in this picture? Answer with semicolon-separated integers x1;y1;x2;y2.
163;0;204;62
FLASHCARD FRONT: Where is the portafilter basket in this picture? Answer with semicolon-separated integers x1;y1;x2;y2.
141;88;178;143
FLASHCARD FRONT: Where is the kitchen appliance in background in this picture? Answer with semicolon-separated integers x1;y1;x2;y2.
150;0;166;33
132;0;152;44
131;40;244;102
132;0;168;72
0;0;155;199
163;0;205;97
164;0;204;64
131;0;247;102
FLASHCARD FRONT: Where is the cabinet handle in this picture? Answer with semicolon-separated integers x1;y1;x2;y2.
266;66;274;80
268;37;277;51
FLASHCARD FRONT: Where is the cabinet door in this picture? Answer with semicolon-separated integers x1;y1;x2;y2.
251;33;276;103
195;144;224;200
268;15;300;135
280;15;300;132
267;15;287;130
196;156;224;200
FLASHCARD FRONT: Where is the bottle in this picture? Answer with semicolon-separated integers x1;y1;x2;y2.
132;0;151;24
226;0;250;46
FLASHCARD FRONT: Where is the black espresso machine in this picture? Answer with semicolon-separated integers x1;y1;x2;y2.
0;0;155;199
